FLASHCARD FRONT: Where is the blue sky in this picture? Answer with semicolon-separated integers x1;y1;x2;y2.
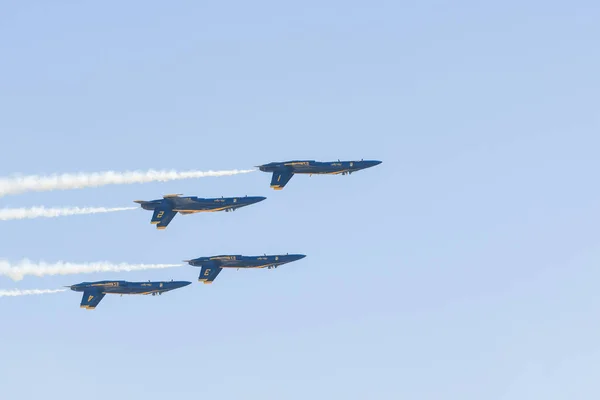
1;1;599;399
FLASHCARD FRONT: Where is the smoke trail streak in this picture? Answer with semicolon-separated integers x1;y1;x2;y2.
0;206;137;221
0;288;67;297
0;260;182;281
0;168;256;197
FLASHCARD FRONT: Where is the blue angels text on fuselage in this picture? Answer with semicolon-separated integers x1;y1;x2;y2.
134;194;266;229
256;159;382;190
68;280;191;310
184;254;306;284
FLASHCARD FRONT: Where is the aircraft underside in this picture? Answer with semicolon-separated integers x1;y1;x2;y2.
175;206;236;213
221;263;281;269
104;289;164;295
270;168;356;189
303;169;351;175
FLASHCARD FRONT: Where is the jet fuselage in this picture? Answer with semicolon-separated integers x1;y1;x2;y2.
69;280;191;295
187;254;306;269
185;254;307;283
258;160;381;175
69;280;191;309
137;195;266;213
134;194;266;229
257;159;382;189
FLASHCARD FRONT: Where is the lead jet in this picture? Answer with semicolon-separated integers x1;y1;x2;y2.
134;194;266;229
256;159;382;190
67;280;191;310
184;254;307;284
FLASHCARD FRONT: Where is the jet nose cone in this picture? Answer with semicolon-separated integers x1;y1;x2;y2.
247;196;266;204
290;254;306;261
365;160;382;167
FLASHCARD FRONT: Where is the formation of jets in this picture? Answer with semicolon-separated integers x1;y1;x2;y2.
69;159;381;309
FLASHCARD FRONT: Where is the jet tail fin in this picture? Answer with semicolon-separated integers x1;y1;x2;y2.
199;267;222;284
270;169;294;190
151;207;178;229
198;264;223;284
80;290;105;310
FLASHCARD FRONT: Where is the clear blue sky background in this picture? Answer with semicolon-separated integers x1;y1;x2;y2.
1;1;599;399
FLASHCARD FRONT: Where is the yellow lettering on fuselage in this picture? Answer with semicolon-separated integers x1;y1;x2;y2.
285;162;309;166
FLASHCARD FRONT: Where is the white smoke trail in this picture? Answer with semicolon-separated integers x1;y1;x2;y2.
0;168;256;197
0;259;182;281
0;206;137;221
0;288;67;297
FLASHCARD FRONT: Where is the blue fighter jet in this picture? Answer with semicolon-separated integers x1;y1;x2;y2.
184;254;307;283
67;280;191;310
134;194;266;229
256;159;382;190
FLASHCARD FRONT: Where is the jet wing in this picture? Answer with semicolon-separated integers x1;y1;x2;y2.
198;265;223;284
151;207;178;230
80;290;106;310
270;169;294;190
